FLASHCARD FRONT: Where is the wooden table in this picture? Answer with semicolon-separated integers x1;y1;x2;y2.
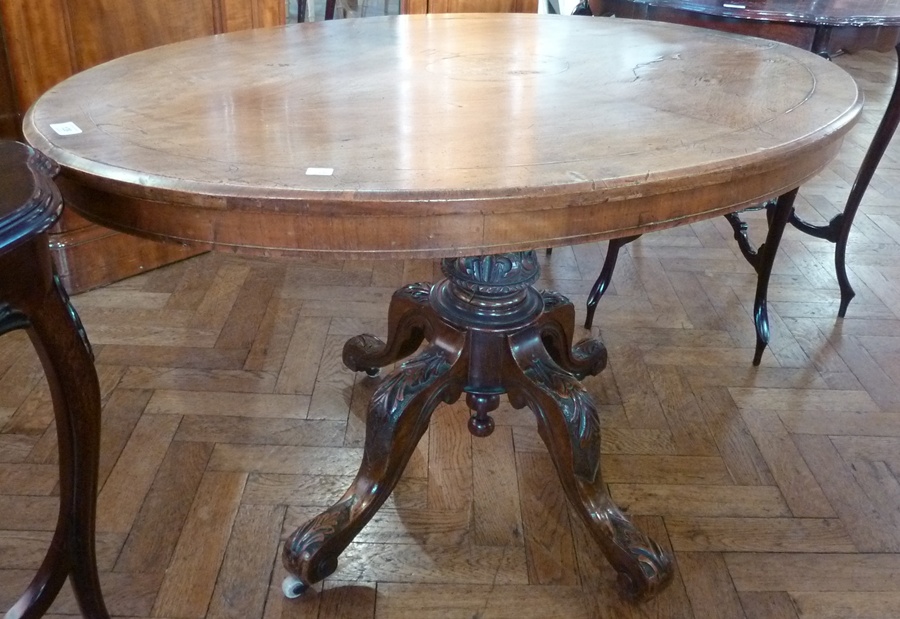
23;14;860;602
594;0;900;320
1;142;108;619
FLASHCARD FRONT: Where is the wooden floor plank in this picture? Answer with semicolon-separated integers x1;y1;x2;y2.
374;583;595;619
472;426;524;547
678;552;746;619
151;471;247;618
114;440;213;574
207;504;285;619
738;592;800;619
96;414;181;534
725;553;900;592
516;451;579;586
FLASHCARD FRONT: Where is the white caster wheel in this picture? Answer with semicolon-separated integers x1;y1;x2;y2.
282;575;308;599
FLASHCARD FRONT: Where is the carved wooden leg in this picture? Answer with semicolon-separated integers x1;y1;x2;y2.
506;333;673;601
536;291;607;380
290;251;674;602
751;189;797;366
584;235;641;329
282;340;466;595
342;282;435;375
2;241;109;619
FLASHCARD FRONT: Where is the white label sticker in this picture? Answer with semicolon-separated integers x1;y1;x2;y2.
723;3;745;8
305;167;334;176
50;122;83;136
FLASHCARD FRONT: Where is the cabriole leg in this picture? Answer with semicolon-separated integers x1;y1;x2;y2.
283;341;466;593
506;333;673;601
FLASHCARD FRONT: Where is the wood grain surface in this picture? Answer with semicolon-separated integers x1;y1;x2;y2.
24;14;860;258
595;0;900;26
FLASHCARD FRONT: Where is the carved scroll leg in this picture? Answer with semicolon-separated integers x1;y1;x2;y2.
283;342;466;596
537;291;607;380
835;43;900;317
6;270;109;619
585;235;641;329
506;336;673;601
343;282;435;375
752;189;798;366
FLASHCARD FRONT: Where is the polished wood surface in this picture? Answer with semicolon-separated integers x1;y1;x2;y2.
0;141;108;618
25;14;860;260
402;0;538;13
0;0;285;293
595;0;900;52
599;0;900;25
0;28;17;140
2;46;900;615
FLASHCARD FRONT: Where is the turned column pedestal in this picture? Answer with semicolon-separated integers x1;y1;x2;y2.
282;251;674;601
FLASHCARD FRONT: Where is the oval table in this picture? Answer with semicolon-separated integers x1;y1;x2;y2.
23;14;861;602
593;0;900;321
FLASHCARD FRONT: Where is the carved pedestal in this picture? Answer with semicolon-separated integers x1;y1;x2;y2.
282;251;673;601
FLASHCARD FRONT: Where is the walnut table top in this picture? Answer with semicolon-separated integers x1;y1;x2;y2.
24;14;861;259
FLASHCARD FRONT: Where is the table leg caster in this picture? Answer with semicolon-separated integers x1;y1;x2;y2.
282;575;310;599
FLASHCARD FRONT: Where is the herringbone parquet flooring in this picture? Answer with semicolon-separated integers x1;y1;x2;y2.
4;48;900;619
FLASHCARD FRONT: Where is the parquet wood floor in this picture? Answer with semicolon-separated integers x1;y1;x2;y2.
4;49;900;619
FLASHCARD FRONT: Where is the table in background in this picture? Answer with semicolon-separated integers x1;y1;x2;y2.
23;14;860;602
1;142;108;619
594;0;900;319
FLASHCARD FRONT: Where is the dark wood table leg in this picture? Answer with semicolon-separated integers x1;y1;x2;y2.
1;142;109;619
790;43;900;317
2;196;109;617
724;189;798;365
282;251;673;601
587;188;797;365
505;327;672;600
584;234;641;330
282;330;469;597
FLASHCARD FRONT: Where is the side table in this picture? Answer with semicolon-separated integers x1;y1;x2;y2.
1;141;109;619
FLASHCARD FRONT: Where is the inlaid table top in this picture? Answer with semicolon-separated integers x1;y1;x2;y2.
23;14;861;259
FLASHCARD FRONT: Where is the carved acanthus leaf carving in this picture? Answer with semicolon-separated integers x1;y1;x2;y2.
370;348;453;424
524;358;600;479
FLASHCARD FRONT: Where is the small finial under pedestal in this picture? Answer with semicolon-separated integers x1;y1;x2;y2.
466;392;497;437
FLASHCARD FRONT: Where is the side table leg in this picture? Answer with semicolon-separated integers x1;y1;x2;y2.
584;235;641;329
4;244;109;619
506;334;673;601
834;43;900;316
282;341;466;595
788;43;900;317
752;189;797;366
